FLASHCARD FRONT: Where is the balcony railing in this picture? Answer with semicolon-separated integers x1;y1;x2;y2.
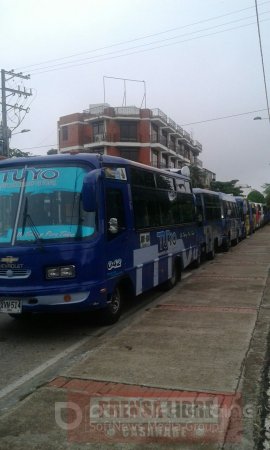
87;133;149;144
150;161;168;169
150;134;167;146
168;141;176;151
183;130;191;142
114;106;140;116
176;125;184;137
168;118;177;129
84;105;141;118
151;108;167;123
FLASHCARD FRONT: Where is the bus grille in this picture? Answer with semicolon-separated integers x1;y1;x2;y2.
0;268;31;279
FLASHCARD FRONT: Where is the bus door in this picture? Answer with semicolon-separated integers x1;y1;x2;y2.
194;193;205;253
103;174;131;288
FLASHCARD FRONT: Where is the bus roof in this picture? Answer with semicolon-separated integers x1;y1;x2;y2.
0;153;191;180
218;192;237;202
193;188;220;196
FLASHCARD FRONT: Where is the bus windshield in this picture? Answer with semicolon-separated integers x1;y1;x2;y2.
0;163;96;245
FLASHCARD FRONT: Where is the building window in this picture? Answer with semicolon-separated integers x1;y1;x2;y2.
120;148;138;162
93;121;104;137
151;125;158;143
151;150;158;167
62;126;68;141
119;122;137;141
160;130;167;146
160;154;167;168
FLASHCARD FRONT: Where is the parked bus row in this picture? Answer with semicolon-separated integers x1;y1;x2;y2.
193;189;270;260
0;154;268;325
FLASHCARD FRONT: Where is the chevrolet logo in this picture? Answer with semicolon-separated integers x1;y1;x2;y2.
1;256;19;264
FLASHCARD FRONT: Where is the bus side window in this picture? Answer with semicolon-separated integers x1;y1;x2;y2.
105;188;125;238
195;194;203;222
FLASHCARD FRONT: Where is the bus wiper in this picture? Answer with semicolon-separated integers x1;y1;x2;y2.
22;198;43;245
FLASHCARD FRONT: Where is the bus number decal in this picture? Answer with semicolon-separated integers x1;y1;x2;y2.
107;259;122;271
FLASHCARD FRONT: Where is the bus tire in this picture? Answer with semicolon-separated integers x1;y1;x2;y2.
163;261;181;291
223;236;231;252
191;248;201;269
207;243;216;260
101;286;123;325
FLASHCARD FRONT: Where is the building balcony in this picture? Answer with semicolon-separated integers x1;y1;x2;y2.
114;106;141;117
167;117;177;130
150;134;168;147
168;141;176;151
182;130;191;142
176;125;184;137
84;133;151;147
84;105;146;120
151;108;167;124
150;160;168;169
193;140;202;152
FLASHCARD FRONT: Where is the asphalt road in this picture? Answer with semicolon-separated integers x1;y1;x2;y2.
0;283;171;415
0;312;100;391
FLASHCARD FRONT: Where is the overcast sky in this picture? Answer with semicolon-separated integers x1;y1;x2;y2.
1;0;270;191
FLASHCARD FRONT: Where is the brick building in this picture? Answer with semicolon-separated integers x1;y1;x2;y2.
58;103;205;171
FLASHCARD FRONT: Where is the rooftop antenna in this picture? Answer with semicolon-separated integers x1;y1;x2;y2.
103;76;146;108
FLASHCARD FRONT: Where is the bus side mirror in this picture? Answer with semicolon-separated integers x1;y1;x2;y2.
82;169;102;212
108;217;119;234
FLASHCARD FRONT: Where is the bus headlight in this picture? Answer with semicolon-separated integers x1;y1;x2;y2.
46;265;76;279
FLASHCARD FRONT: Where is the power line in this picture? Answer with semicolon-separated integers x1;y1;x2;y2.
15;1;270;75
29;17;270;76
255;0;270;125
180;108;268;126
27;12;270;75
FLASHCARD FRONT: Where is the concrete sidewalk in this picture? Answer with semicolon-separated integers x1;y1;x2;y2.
1;227;270;449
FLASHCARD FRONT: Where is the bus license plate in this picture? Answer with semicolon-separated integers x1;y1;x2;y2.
0;298;22;314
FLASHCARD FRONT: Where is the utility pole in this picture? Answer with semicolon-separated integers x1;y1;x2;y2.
0;69;32;157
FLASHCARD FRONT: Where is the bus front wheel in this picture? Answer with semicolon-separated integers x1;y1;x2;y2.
102;286;123;325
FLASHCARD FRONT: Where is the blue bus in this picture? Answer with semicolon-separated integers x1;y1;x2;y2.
218;192;242;250
0;154;200;324
235;196;249;238
193;188;224;259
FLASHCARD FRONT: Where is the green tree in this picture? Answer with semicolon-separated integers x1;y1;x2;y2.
47;148;58;155
247;190;265;203
262;183;270;206
189;165;206;188
210;179;242;196
9;148;31;158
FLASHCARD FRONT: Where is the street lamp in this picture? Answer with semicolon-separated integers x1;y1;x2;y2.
0;127;31;158
11;129;31;136
8;129;31;158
